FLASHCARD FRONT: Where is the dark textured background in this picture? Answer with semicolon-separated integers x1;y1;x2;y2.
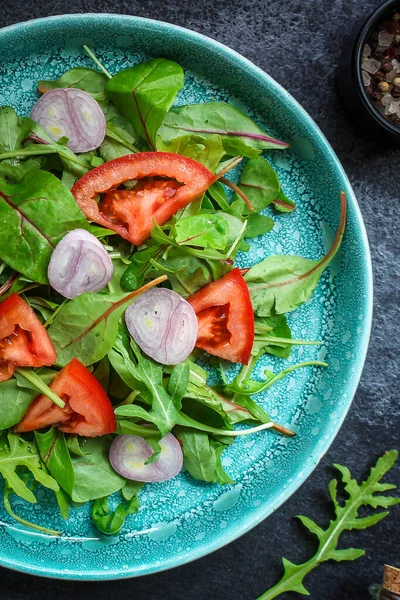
0;1;399;598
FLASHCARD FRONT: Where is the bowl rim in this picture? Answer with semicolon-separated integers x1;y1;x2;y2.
0;12;374;580
353;0;400;137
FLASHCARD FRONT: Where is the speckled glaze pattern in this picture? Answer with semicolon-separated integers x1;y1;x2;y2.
0;14;372;580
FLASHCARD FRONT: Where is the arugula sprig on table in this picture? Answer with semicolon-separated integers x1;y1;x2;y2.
257;450;400;600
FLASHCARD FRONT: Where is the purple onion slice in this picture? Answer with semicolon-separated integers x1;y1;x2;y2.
125;288;198;365
109;434;183;482
48;229;114;299
31;88;106;153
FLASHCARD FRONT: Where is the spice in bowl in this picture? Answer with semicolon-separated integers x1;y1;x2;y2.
361;10;400;127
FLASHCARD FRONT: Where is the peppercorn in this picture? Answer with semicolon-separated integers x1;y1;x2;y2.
378;81;390;92
371;89;383;100
394;77;400;87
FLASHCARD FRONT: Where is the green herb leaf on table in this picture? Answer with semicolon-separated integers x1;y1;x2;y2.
257;450;400;600
157;102;289;157
0;170;88;283
106;58;184;150
245;192;347;316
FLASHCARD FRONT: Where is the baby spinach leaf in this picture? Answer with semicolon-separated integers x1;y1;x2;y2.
272;187;296;213
70;437;126;503
158;102;289;158
0;107;33;156
48;276;166;366
0;369;55;430
232;156;280;215
245;213;274;238
177;429;233;484
253;313;293;359
245;193;347;316
174;214;229;250
0;170;88;283
106;58;184;150
158;133;225;171
38;68;108;100
0;433;59;503
35;429;75;497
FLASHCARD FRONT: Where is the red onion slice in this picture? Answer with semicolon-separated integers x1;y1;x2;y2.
109;434;183;482
48;229;113;299
31;88;106;153
125;288;198;365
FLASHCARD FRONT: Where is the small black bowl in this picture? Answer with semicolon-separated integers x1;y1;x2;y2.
338;0;400;142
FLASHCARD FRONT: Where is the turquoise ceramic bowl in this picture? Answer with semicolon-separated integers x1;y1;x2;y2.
0;14;372;580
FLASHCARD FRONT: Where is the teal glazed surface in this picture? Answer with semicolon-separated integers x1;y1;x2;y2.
0;14;373;580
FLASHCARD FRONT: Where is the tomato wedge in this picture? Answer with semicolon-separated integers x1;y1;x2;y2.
188;268;254;365
15;358;116;437
71;152;215;246
0;294;57;382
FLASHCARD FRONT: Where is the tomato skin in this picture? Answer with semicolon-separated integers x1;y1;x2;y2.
0;294;57;382
188;268;254;365
15;358;117;437
71;152;215;246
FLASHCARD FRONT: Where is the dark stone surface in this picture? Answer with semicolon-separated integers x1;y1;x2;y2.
0;1;399;598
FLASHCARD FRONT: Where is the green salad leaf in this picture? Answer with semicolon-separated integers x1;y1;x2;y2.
106;58;184;150
35;429;75;497
245;193;346;316
233;156;280;214
258;450;400;599
158;133;225;171
38;67;108;100
0;107;33;156
157;102;289;157
0;170;88;283
0;433;59;503
177;429;234;485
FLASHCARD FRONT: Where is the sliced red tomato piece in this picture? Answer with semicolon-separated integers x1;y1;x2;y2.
188;268;254;365
0;294;57;382
71;152;216;246
15;358;116;437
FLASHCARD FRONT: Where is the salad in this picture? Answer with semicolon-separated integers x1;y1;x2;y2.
0;47;346;536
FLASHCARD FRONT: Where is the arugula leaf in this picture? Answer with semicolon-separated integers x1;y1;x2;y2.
168;362;190;405
0;433;59;503
121;245;167;291
245;193;347;316
253;313;293;359
258;451;400;600
0;369;55;430
177;428;233;484
4;486;62;535
0;170;88;283
35;429;75;497
38;68;108;100
106;58;184;150
158;102;289;157
233;156;280;214
92;497;127;535
69;437;126;503
48;276;167;366
158;133;225;171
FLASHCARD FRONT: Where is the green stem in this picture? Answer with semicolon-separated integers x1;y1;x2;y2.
235;360;328;396
0;146;89;169
15;368;65;409
83;45;113;79
255;336;321;346
236;353;260;389
43;299;68;329
4;488;61;536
